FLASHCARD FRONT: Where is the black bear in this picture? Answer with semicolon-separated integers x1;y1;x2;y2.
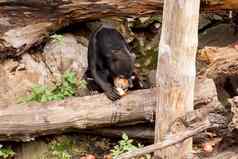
87;25;135;101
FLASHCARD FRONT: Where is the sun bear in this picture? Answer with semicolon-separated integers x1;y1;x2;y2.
87;25;135;101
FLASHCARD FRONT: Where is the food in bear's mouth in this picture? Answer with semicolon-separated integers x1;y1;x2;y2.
115;87;127;96
114;77;129;96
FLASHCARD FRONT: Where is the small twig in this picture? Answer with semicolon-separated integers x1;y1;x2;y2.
116;120;211;159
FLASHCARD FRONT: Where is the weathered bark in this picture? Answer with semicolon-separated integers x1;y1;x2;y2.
204;0;238;10
194;76;221;110
0;0;163;58
200;47;238;79
0;76;219;141
117;120;211;159
83;104;226;141
0;89;155;141
0;0;237;57
154;0;200;158
228;96;238;130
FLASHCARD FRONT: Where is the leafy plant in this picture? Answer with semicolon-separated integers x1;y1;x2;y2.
111;133;143;158
50;34;65;44
41;138;73;159
22;71;77;103
0;145;15;159
78;79;87;89
49;141;72;159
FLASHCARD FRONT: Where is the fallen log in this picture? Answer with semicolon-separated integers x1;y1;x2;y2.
199;46;238;98
81;105;225;141
0;0;237;57
199;46;238;79
0;89;155;141
0;77;220;141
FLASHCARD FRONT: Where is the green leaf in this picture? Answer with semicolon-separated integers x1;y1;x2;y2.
20;71;78;103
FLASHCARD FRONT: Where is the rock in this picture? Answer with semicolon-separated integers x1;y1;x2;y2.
0;54;51;105
43;33;88;83
0;33;88;104
199;24;237;48
199;14;211;30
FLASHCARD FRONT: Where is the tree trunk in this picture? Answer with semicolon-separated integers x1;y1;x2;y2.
154;1;200;158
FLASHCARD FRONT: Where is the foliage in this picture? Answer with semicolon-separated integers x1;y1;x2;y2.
50;34;65;44
0;145;15;159
111;133;142;158
78;79;88;89
49;140;72;159
42;137;73;159
23;71;77;103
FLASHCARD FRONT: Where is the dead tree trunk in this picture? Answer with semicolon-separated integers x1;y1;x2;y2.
154;1;200;158
0;89;155;141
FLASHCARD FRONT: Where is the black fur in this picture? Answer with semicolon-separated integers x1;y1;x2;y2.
87;25;135;101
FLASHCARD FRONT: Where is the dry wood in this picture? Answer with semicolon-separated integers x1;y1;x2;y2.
117;111;229;159
82;106;227;141
82;77;220;140
155;0;200;158
202;47;238;79
0;0;237;57
0;89;155;141
117;120;211;159
0;76;220;141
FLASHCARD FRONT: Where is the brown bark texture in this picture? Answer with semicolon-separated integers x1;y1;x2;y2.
0;76;220;142
199;47;238;79
0;0;236;58
0;89;155;141
82;76;223;140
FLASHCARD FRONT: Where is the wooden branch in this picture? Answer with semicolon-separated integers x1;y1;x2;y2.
0;0;237;57
116;112;228;159
117;120;211;159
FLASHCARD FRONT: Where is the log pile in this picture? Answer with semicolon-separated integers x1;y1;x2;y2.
1;1;238;158
0;76;221;142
